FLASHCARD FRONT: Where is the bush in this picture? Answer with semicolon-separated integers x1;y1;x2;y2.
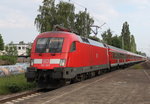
6;83;21;93
0;55;17;65
0;74;36;95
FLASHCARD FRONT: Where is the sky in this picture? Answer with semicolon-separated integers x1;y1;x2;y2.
0;0;150;56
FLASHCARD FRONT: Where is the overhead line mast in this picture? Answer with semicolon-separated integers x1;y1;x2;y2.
68;0;108;36
91;23;106;36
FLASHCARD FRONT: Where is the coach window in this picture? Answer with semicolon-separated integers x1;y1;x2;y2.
70;42;76;52
113;53;116;59
120;54;122;59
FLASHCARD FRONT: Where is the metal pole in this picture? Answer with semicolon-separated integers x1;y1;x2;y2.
85;8;88;37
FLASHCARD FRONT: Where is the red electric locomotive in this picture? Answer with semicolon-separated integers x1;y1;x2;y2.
25;29;146;88
25;31;110;88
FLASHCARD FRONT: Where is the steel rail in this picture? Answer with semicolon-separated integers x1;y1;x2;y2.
0;88;41;104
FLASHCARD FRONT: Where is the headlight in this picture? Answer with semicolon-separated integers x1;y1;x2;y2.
30;59;34;66
60;59;66;66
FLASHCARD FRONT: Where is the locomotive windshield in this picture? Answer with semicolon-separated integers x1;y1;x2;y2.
36;37;64;53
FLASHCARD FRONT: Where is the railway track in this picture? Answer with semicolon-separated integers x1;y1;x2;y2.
141;60;150;82
0;88;42;104
143;69;150;81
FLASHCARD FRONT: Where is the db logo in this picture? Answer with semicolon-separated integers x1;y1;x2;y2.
42;59;50;64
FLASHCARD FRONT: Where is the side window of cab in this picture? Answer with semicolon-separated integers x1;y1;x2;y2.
70;42;76;52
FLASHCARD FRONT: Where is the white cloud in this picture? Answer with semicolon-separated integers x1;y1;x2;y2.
0;5;34;29
30;0;42;4
93;14;109;23
31;0;42;2
131;0;150;4
88;1;120;22
0;16;33;29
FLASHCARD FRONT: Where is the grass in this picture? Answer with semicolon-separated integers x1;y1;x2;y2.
0;74;36;95
130;63;144;69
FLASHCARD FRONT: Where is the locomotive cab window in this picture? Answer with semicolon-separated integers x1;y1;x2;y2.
36;37;64;53
70;42;76;52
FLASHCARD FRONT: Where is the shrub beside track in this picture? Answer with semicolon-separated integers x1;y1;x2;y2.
0;74;36;95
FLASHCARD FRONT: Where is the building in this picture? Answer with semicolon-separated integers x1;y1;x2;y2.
7;41;32;56
0;50;6;55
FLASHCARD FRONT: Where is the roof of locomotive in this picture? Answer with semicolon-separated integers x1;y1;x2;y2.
37;31;106;48
37;31;76;37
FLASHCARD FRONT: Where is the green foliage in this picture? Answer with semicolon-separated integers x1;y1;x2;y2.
130;35;136;53
136;51;147;56
35;0;94;37
111;35;122;48
5;45;18;56
101;29;113;45
7;83;21;93
0;34;4;51
75;11;94;36
101;29;122;48
120;22;137;53
0;43;18;65
19;41;25;44
101;25;137;50
0;74;36;95
0;55;17;65
129;63;143;69
26;48;31;56
56;1;75;30
101;22;138;53
35;0;56;33
121;21;131;51
88;36;101;42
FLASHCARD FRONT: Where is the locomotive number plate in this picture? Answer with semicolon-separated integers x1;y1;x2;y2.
42;59;50;64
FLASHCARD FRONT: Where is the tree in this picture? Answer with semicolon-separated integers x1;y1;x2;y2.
75;11;94;36
35;0;56;33
26;47;31;57
130;35;136;53
88;36;101;42
136;51;146;56
5;43;18;56
112;35;122;48
35;0;94;37
56;1;75;30
0;34;4;51
141;52;147;56
101;29;113;45
121;22;131;51
19;41;25;44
